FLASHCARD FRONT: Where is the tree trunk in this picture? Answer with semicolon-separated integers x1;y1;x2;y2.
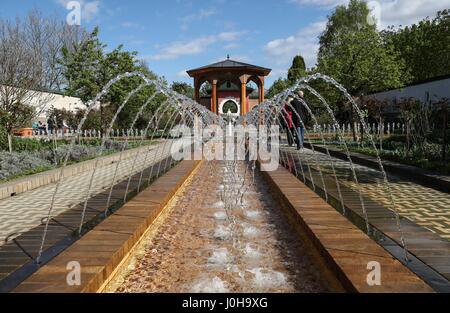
406;121;411;156
379;117;383;152
7;133;13;153
360;122;364;144
351;122;357;142
100;104;104;134
350;106;357;142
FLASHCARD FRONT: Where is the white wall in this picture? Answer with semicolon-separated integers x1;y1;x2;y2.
1;85;85;122
30;91;84;121
366;77;450;119
369;77;450;104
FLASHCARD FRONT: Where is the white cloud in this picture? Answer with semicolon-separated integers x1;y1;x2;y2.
291;0;450;29
263;20;326;68
177;70;190;78
375;0;450;28
57;0;100;21
179;8;216;31
83;1;100;20
121;22;140;28
233;55;251;63
290;0;345;6
149;31;246;61
224;43;239;50
149;36;216;60
214;55;251;63
217;31;246;41
268;68;288;80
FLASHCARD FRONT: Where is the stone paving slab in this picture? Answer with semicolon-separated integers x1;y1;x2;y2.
283;147;450;289
0;143;173;245
283;146;450;241
0;155;175;290
261;163;434;293
307;143;450;193
12;160;201;293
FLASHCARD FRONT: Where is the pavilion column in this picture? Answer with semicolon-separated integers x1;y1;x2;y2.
240;83;246;116
194;78;200;103
240;75;249;116
259;77;265;103
212;79;218;114
258;77;265;125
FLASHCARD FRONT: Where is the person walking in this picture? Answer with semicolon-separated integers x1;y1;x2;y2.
32;121;39;135
283;98;295;146
47;117;55;136
62;120;69;134
290;91;309;150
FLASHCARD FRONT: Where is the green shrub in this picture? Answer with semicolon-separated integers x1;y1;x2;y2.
12;137;49;152
0;152;52;181
0;127;8;151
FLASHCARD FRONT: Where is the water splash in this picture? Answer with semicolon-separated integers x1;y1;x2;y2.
191;276;229;293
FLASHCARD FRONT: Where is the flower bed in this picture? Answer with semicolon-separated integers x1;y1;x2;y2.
0;140;153;182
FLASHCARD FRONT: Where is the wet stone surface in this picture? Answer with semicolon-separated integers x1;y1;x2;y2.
105;161;329;293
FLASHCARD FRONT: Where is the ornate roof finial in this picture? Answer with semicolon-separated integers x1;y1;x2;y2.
227;54;230;60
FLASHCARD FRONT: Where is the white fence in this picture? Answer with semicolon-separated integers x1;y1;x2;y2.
25;129;148;139
310;122;406;136
25;123;408;139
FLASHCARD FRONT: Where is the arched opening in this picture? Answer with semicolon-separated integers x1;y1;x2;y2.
196;80;213;111
219;98;240;116
245;76;263;113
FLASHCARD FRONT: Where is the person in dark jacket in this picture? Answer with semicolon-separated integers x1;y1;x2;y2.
47;116;55;135
282;99;295;146
290;92;309;149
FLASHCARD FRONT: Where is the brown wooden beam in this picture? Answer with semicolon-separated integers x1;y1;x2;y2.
194;78;200;104
260;77;265;103
240;82;246;116
212;79;218;114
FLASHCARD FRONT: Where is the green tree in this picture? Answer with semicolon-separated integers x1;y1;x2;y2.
317;0;408;141
266;78;289;99
382;10;450;83
60;27;160;131
287;55;307;84
266;54;308;99
318;0;407;96
0;10;75;151
171;82;194;99
60;27;104;104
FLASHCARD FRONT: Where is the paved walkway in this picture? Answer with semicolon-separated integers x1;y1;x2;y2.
0;142;174;245
281;146;450;241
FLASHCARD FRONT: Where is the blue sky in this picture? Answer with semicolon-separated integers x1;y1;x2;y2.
1;0;449;87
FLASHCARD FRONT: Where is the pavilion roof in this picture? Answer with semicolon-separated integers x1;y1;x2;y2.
187;58;271;77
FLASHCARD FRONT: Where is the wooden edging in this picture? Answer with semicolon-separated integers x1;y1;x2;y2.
260;164;434;293
11;160;201;293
